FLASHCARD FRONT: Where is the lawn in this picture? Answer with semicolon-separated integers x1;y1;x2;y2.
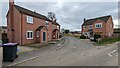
94;37;120;46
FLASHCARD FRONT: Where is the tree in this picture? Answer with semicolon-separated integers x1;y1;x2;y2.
47;12;56;21
64;30;70;34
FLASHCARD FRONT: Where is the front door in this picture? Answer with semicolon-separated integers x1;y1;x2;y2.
57;32;59;39
43;32;46;41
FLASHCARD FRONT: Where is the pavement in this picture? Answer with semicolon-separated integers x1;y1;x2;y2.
26;37;64;48
11;36;118;66
2;36;119;66
0;47;2;68
2;37;66;66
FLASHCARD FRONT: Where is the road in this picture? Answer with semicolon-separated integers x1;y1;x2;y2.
15;36;118;66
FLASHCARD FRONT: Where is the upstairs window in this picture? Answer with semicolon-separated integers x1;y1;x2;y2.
83;26;87;29
57;26;59;29
45;21;49;26
26;31;33;39
27;15;33;24
95;23;102;28
89;25;93;29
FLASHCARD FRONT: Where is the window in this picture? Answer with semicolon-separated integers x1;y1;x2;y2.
83;26;87;29
27;15;33;24
57;26;59;29
45;21;49;26
89;25;93;29
36;31;39;37
95;23;102;28
26;31;33;39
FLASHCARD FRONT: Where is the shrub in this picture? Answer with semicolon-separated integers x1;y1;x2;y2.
94;34;101;39
64;30;70;34
80;34;86;39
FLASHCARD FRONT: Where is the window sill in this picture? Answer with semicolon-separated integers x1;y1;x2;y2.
95;27;102;29
27;22;33;24
27;38;33;40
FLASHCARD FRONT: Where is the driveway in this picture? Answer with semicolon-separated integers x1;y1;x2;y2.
13;36;118;66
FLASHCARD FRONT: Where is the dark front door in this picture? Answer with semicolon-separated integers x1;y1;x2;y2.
43;32;46;41
57;32;59;39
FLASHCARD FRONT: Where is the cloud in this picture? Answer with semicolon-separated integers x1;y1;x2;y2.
2;0;119;2
1;2;118;31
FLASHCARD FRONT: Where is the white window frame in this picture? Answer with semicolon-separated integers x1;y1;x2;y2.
27;15;33;24
26;31;33;39
95;23;102;28
45;21;49;26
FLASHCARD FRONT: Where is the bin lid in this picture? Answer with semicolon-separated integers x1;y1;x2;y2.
3;43;18;46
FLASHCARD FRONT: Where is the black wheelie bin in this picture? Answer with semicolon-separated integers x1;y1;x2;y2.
2;43;18;62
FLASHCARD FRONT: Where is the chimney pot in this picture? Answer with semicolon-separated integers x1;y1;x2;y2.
9;0;14;5
84;18;86;23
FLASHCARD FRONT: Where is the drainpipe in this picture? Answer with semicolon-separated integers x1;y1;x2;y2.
20;13;23;45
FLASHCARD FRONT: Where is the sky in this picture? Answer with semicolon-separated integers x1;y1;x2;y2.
1;0;119;31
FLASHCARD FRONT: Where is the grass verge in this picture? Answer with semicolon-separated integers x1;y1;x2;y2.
94;37;120;46
64;34;80;39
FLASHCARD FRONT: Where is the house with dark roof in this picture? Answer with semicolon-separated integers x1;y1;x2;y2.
81;15;114;38
7;0;60;45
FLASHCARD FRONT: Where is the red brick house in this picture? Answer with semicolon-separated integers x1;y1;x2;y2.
82;15;114;38
7;0;60;45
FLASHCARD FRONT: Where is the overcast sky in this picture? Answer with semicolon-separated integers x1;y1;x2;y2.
1;0;119;31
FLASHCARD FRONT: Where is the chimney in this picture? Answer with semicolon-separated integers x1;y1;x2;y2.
34;11;36;13
84;18;86;23
9;0;15;42
9;0;14;8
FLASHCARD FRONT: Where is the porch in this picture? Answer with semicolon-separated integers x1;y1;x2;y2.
35;26;48;43
52;29;60;39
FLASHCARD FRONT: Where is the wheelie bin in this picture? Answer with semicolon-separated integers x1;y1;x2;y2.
2;43;18;62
